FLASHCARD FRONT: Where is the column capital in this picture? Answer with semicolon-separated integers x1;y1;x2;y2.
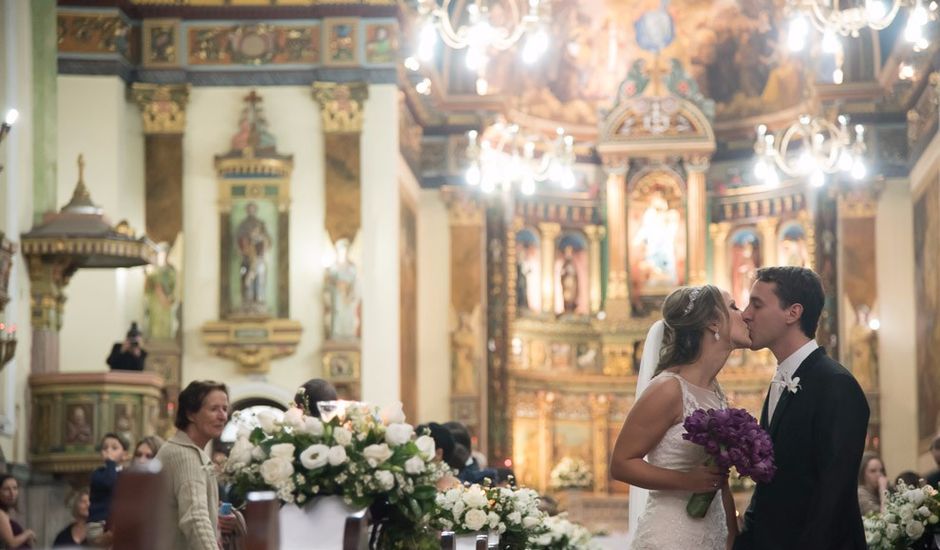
684;155;711;172
312;82;370;134
583;224;606;241
131;83;190;134
537;221;562;238
442;186;483;226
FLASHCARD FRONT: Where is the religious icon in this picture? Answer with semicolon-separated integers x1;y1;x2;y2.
235;201;273;313
144;242;178;340
730;229;762;307
365;24;396;64
516;229;541;313
629;182;685;297
778;222;810;267
326;21;357;65
65;404;94;446
324;238;361;340
148;25;176;64
113;404;136;449
554;233;588;315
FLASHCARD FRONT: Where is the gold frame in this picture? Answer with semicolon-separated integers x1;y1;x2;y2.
141;18;180;68
322;17;360;67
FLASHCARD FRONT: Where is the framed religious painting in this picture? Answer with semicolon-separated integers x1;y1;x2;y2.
323;18;360;67
728;227;762;307
627;170;687;300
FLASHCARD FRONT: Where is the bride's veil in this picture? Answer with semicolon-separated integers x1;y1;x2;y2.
627;319;666;541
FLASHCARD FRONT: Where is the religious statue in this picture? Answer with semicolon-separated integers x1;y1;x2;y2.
516;261;529;310
633;192;679;287
560;245;579;313
65;405;93;445
323;238;360;340
236;202;272;311
144;242;178;339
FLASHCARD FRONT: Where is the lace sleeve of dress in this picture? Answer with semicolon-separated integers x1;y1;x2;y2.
714;382;729;408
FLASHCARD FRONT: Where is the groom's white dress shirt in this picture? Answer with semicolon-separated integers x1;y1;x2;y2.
768;339;819;420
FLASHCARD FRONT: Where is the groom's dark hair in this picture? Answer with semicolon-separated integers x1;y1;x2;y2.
755;266;824;338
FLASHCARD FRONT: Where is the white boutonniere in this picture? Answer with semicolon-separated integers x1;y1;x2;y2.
784;376;801;394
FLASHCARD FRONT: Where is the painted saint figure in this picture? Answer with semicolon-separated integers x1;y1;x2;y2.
633;192;679;286
236;202;272;310
324;238;360;339
144;243;177;339
560;245;579;312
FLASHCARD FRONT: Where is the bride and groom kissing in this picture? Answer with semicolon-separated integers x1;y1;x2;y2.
610;266;870;550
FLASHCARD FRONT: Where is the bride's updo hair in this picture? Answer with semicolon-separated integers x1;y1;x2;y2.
656;285;727;375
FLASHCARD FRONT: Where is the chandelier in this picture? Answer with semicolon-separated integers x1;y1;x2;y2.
465;123;576;195
786;0;938;83
411;0;549;95
752;114;867;187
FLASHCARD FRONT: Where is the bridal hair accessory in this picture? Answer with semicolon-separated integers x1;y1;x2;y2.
682;287;702;316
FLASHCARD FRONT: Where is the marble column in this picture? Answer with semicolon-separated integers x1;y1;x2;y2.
584;224;606;314
590;394;611;493
756;218;778;267
710;222;732;291
537;390;556;492
604;167;629;319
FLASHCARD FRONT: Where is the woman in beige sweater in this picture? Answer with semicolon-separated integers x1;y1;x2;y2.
156;380;230;550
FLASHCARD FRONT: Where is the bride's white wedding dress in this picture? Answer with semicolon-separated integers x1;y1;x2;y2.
630;371;728;550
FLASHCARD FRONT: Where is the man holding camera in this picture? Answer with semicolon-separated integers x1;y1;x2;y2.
107;322;148;371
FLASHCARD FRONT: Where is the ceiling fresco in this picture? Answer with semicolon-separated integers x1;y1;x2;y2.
451;0;806;128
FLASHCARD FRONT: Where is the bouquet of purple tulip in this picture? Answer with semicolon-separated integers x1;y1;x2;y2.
681;407;776;518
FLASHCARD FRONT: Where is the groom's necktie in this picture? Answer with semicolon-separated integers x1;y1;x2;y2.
768;369;785;420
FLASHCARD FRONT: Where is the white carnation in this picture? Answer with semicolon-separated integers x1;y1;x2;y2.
415;435;436;461
269;443;295;461
363;444;393;466
300;444;330;470
333;426;353;447
385;423;414;447
380;402;407;425
301;417;324;437
327;445;348;466
464;509;487;531
259;457;294;486
375;470;395;491
404;456;426;474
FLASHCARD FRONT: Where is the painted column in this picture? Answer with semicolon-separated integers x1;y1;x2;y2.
604;167;629;319
584;224;605;314
685;157;709;285
537;222;560;314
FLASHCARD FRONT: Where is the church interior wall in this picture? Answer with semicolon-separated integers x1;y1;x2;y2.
57;75;145;374
876;177;919;476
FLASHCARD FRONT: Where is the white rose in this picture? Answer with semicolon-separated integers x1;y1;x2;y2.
257;410;279;433
300;444;330;470
464;509;488;531
229;436;253;466
905;520;925;539
523;515;540;528
415;435;436;461
260;457;294;486
380;402;406;425
487;512;500;529
283;407;305;430
929;514;939;524
404;455;426;475
906;489;926;505
333;426;353;447
385;423;414;447
507;511;521;525
327;445;348;466
269;443;295;461
363;444;393;466
899;505;915;522
301;417;324;437
375;470;395;491
886;524;900;540
445;488;462;504
462;485;488;509
918;506;931;517
251;446;266;461
236;424;253;439
452;500;466;519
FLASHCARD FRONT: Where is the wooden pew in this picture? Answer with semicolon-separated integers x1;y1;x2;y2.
342;507;370;550
110;467;171;550
243;491;280;550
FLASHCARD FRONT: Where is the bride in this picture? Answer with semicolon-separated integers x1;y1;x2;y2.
610;285;752;550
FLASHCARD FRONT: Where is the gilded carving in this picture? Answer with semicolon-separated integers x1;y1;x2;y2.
188;24;320;66
131;84;190;134
312;82;369;134
201;319;303;373
142;19;179;67
57;12;133;60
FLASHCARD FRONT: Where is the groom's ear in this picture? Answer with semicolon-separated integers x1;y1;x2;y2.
784;302;804;326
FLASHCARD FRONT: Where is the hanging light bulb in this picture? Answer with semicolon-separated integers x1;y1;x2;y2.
560;168;576;189
465;163;482;186
898;63;915;80
404;56;421;71
415;78;432;95
866;0;889;22
475;77;489;96
838;149;854;172
754;158;769;180
905;2;929;43
810;169;826;187
832;68;844;84
520;174;536;195
851;158;867;180
521;27;549;64
788;16;809;52
3;109;17;126
766;167;781;187
418;21;437;62
822;29;840;54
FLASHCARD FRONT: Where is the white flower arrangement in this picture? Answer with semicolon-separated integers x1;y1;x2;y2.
224;402;449;529
549;457;593;491
529;514;601;550
864;481;940;550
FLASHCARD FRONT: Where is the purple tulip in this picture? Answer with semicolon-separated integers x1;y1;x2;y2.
682;407;777;484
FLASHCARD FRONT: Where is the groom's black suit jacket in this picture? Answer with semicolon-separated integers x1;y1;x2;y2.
734;347;869;550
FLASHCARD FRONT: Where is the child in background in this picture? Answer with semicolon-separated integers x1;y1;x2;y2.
87;433;128;543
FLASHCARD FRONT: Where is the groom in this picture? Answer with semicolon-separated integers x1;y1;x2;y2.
734;266;869;550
